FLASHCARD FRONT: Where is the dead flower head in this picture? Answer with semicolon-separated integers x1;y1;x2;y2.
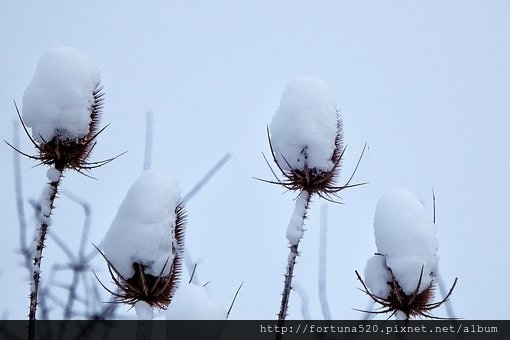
95;204;186;310
355;255;458;320
6;47;118;175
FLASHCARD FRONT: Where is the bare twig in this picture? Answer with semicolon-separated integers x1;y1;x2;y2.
182;152;232;282
12;121;33;275
292;281;311;320
226;282;244;318
143;110;154;171
318;203;332;320
182;152;232;204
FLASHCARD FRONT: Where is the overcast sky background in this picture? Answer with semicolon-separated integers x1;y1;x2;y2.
1;1;509;320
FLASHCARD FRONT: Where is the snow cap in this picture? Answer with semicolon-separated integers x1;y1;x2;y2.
270;76;341;173
22;46;101;142
374;187;439;295
102;170;183;279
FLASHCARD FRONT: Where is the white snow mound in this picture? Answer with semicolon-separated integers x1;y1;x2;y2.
102;170;182;279
364;255;392;299
166;283;226;320
270;76;340;172
22;46;101;142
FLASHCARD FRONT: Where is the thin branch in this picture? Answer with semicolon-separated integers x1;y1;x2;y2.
143;110;154;171
61;190;92;260
181;152;232;283
12;121;33;275
318;203;332;320
182;152;232;204
292;281;311;320
226;282;244;318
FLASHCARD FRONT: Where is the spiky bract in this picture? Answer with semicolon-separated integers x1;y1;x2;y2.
9;84;110;173
356;263;457;320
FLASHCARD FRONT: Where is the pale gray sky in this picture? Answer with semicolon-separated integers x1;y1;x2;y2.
1;0;509;319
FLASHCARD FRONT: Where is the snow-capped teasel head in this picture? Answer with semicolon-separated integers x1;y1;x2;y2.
19;46;105;172
356;187;458;320
23;46;101;142
267;76;345;196
99;170;186;310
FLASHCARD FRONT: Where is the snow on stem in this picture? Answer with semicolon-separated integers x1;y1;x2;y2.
286;191;311;245
278;190;311;325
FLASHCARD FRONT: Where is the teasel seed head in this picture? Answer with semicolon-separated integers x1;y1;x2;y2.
98;170;186;309
96;204;186;309
261;76;365;201
356;255;457;319
9;47;109;173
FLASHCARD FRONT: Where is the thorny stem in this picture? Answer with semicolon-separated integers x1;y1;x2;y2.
28;170;63;340
276;191;311;340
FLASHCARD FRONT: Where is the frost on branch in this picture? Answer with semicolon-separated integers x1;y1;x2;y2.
99;170;186;310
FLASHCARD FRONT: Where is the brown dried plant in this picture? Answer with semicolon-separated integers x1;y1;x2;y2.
5;85;121;175
259;124;367;202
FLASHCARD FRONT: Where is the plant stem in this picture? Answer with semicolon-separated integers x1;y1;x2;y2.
276;191;311;339
28;171;62;340
278;243;300;323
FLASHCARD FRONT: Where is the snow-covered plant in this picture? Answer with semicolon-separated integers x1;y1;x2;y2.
18;46;106;173
267;76;344;200
356;187;457;320
8;46;106;335
264;76;362;322
98;170;186;318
